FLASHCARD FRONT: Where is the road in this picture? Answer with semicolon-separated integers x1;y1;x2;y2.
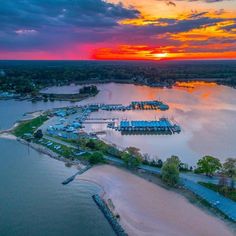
39;138;236;221
105;156;236;221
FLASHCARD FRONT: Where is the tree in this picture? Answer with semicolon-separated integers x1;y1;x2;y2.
179;162;189;172
196;155;222;176
34;129;43;139
88;152;105;165
106;145;122;158
121;148;142;169
161;157;180;186
222;158;236;178
125;147;142;158
86;139;96;149
168;155;181;166
142;153;151;165
222;158;236;189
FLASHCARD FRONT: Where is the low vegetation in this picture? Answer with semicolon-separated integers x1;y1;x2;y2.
88;152;105;165
121;147;142;169
13;115;48;138
198;182;236;202
161;156;180;187
40;85;99;102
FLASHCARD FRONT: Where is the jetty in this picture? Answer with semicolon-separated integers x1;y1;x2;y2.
112;118;181;135
62;166;91;185
92;194;127;236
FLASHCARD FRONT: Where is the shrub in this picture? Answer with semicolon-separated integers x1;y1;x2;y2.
161;157;180;186
88;152;105;165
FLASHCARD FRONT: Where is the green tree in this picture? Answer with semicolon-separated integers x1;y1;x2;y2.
222;158;236;189
125;146;142;158
88;152;105;165
33;129;43;139
86;139;96;150
196;155;222;176
161;157;180;186
222;158;236;178
168;155;181;166
121;148;142;169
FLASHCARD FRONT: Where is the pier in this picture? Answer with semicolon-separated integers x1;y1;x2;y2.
131;100;169;110
110;118;181;135
86;100;170;112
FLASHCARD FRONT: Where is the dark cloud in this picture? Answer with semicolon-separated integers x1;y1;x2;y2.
0;0;234;56
157;0;232;5
220;23;236;32
188;11;208;19
0;0;140;29
0;0;140;50
166;1;176;6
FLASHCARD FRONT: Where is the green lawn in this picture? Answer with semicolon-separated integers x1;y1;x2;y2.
198;182;236;202
13;115;48;137
37;138;90;161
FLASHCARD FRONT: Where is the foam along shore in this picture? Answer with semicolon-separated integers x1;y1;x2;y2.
78;165;234;236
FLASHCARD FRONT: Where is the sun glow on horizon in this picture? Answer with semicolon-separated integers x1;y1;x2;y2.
154;53;169;59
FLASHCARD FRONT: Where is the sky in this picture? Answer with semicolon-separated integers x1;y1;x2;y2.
0;0;235;60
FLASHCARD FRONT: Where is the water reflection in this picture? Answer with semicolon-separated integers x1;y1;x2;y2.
1;82;236;165
80;83;236;165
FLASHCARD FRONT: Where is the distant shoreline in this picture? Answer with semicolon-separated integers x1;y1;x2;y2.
1;78;235;102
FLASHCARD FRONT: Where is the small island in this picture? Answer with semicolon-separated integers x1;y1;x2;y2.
39;85;99;102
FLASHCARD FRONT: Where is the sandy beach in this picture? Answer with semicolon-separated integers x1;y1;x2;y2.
79;165;234;236
0;132;17;140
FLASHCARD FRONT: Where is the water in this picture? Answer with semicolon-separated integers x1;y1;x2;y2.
41;82;236;166
0;82;236;235
0;139;115;236
1;82;236;165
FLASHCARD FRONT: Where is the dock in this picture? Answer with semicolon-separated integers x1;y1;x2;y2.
110;118;181;135
131;100;169;110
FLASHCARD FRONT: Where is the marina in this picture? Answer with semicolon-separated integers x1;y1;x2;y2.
113;118;181;134
131;100;169;110
44;99;177;139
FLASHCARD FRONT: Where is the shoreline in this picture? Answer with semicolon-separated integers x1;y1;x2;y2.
78;165;235;236
0;126;85;170
18;138;85;168
1;127;235;235
1;79;235;102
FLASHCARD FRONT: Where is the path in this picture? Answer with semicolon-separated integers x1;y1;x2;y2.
105;156;236;222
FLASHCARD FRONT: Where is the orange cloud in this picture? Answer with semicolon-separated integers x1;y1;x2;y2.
91;44;236;61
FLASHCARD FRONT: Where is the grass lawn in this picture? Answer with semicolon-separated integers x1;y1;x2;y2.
13;115;48;137
198;182;236;202
37;138;90;162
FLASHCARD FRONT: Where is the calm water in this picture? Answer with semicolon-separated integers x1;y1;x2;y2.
0;139;115;236
1;82;236;165
42;82;236;166
0;82;236;235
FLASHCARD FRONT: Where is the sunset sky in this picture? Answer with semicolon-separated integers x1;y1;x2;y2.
0;0;236;60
